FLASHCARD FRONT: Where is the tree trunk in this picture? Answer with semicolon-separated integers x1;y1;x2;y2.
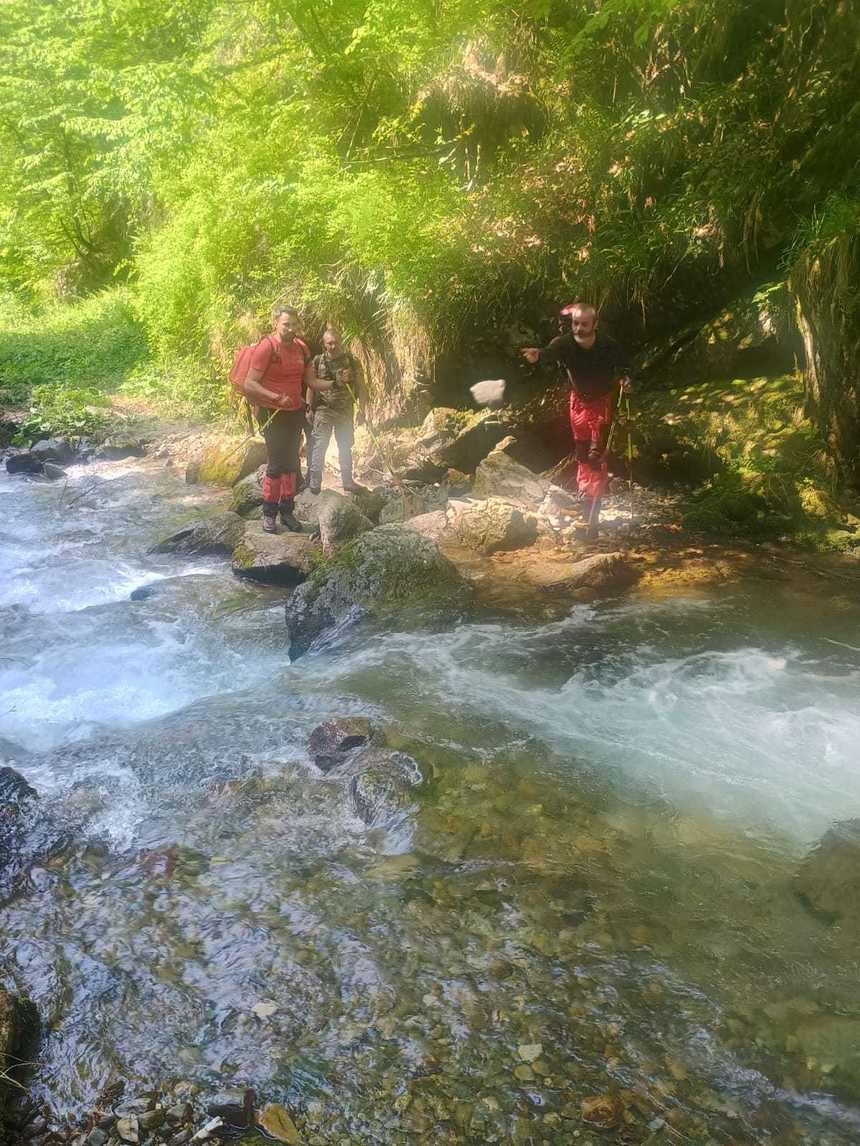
791;233;860;490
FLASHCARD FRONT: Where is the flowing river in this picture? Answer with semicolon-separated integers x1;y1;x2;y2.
2;449;860;1143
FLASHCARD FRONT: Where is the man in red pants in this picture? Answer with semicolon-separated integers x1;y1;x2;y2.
243;306;333;532
523;303;632;536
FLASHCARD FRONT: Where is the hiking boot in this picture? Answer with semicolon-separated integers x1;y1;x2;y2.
262;513;279;534
279;506;303;532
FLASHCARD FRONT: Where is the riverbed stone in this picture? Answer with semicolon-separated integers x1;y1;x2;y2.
5;450;43;475
308;717;374;772
41;461;68;480
525;551;632;593
232;523;316;585
318;497;374;556
796;819;860;922
346;748;424;826
116;1114;139;1143
1;765;38;899
472;442;549;505
451;498;538;554
379;486;448;524
93;433;148;460
186;437;267;486
31;436;76;464
285;524;472;659
149;513;246;556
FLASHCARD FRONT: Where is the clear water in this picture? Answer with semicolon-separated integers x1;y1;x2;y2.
2;455;860;1143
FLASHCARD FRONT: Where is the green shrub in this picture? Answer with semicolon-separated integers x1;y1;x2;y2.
15;382;112;443
0;288;147;405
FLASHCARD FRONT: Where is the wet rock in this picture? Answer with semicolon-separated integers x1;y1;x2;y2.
31;436;76;464
232;523;316;586
41;461;68;481
5;451;43;476
229;465;265;516
318;498;373;556
149;513;246;556
185;437;267;486
255;1103;301;1144
93;433;148;460
308;717;374;772
347;748;424;826
85;1130;108;1146
285;524;472;660
526;551;632;593
451;498;537;554
472;440;549;505
0;766;38;899
793;1015;860;1098
379;486;448;524
116;1114;139;1143
796;819;860;922
138;1108;165;1134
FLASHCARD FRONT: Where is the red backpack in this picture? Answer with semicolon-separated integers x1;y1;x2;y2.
229;335;277;397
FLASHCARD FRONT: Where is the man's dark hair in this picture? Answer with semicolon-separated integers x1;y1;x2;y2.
272;304;299;320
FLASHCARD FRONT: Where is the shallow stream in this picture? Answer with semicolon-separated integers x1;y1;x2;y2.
2;453;860;1143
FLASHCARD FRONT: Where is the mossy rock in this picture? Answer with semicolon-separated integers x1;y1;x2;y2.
149;513;246;556
189;438;267;486
285;524;473;659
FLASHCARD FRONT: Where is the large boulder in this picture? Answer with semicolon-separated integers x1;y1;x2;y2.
149;513;246;556
232;523;317;585
293;488;347;528
402;510;450;543
93;432;148;460
472;441;549;505
30;436;76;464
451;498;537;554
318;498;373;556
230;465;266;516
285;524;473;659
5;451;43;476
186;437;267;486
525;551;632;593
403;409;510;480
379;485;448;524
796;819;860;922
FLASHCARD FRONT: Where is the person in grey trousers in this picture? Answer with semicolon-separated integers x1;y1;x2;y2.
308;326;366;494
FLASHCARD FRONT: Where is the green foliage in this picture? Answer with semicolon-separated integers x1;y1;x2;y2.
15;382;111;444
0;288;147;405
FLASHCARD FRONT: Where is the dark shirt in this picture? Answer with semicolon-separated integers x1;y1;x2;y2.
539;334;631;401
312;350;359;414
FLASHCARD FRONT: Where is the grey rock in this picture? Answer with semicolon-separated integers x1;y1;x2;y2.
86;1129;108;1146
451;498;537;554
308;717;374;772
165;1103;192;1125
5;451;43;476
30;436;76;464
318;498;373;555
379;486;448;524
232;523;316;586
138;1109;165;1133
41;461;68;480
115;1115;139;1144
149;514;246;557
797;818;860;922
401;509;449;543
472;442;549;505
285;524;472;660
93;433;148;460
542;551;631;592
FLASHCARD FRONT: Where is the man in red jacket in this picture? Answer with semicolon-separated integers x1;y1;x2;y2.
243;306;332;532
523;303;632;537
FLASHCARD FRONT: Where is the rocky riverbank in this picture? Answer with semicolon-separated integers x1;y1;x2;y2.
4;407;860;1145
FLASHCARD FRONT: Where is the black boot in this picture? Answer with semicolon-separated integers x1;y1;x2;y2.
262;503;279;534
279;499;302;532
